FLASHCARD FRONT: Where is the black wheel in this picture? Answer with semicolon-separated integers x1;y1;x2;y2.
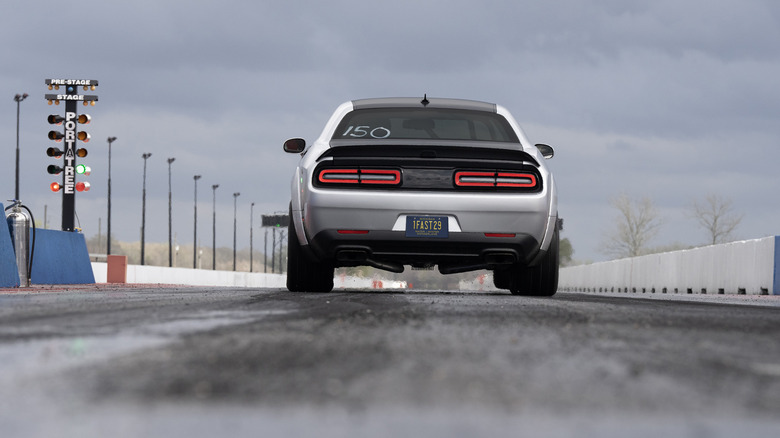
286;207;334;292
532;228;559;296
493;268;512;289
509;229;559;297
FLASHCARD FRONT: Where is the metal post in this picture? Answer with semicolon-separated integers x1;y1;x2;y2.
107;137;117;255
250;202;255;272
193;175;202;269
271;227;276;273
13;93;28;201
233;192;240;271
167;158;175;267
279;230;285;274
264;228;268;273
212;184;219;270
140;153;152;265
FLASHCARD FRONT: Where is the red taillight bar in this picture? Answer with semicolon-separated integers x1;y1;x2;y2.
496;172;537;187
484;233;516;238
319;168;401;185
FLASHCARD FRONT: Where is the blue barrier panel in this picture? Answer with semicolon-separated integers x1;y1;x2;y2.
775;236;779;295
30;228;95;285
0;203;21;288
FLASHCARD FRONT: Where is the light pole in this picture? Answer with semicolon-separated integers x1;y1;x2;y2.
211;184;219;270
107;136;117;255
140;153;152;265
233;192;240;271
250;202;255;272
271;227;276;273
13;93;28;201
167;158;175;267
193;175;202;269
278;230;286;274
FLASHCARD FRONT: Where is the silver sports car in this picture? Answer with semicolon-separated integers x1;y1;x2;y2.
283;96;560;295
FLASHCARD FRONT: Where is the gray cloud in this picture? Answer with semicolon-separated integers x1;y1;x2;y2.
2;0;779;262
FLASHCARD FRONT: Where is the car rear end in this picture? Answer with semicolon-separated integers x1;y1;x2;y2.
290;98;558;277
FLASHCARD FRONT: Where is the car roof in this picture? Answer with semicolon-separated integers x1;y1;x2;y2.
351;97;497;113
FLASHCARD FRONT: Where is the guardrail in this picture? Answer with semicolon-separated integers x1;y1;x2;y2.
559;236;780;295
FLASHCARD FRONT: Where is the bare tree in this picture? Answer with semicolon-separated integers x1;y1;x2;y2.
559;237;574;266
690;194;743;245
600;194;663;258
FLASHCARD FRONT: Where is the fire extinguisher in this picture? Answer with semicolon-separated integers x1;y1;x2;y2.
5;200;36;287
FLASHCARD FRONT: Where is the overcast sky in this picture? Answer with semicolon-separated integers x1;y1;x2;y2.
2;0;779;264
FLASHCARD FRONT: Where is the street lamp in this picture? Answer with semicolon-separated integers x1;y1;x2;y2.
167;158;176;267
193;175;202;269
211;184;219;270
106;136;117;255
250;202;255;272
233;192;240;271
140;153;152;265
271;227;276;274
13;93;28;201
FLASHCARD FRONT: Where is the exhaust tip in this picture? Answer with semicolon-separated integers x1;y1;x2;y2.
484;252;516;265
336;249;369;262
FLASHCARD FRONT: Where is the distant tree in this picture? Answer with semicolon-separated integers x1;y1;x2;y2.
600;194;663;258
643;242;694;255
559;237;573;266
690;194;743;245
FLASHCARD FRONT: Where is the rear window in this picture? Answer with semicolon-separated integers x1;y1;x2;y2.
333;108;519;142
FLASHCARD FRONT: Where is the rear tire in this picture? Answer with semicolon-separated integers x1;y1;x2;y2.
493;269;511;289
286;208;334;292
509;229;559;297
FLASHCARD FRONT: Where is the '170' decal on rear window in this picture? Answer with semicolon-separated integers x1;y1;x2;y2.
341;125;391;139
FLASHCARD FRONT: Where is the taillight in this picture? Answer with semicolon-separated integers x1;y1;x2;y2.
454;170;538;189
455;171;494;187
360;169;401;185
496;172;536;188
318;168;401;185
319;169;359;184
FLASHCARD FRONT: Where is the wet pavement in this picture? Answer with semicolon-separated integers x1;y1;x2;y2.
1;285;779;437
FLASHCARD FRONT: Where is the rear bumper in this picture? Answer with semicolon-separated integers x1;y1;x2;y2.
308;229;542;273
302;187;551;233
293;180;557;272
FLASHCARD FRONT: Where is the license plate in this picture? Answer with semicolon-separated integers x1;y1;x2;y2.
406;216;448;238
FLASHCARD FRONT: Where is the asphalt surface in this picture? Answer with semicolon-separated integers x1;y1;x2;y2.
0;285;779;437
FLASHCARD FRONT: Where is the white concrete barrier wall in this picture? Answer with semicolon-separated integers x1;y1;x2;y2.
92;263;286;288
91;263;408;290
92;237;780;295
559;236;780;295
